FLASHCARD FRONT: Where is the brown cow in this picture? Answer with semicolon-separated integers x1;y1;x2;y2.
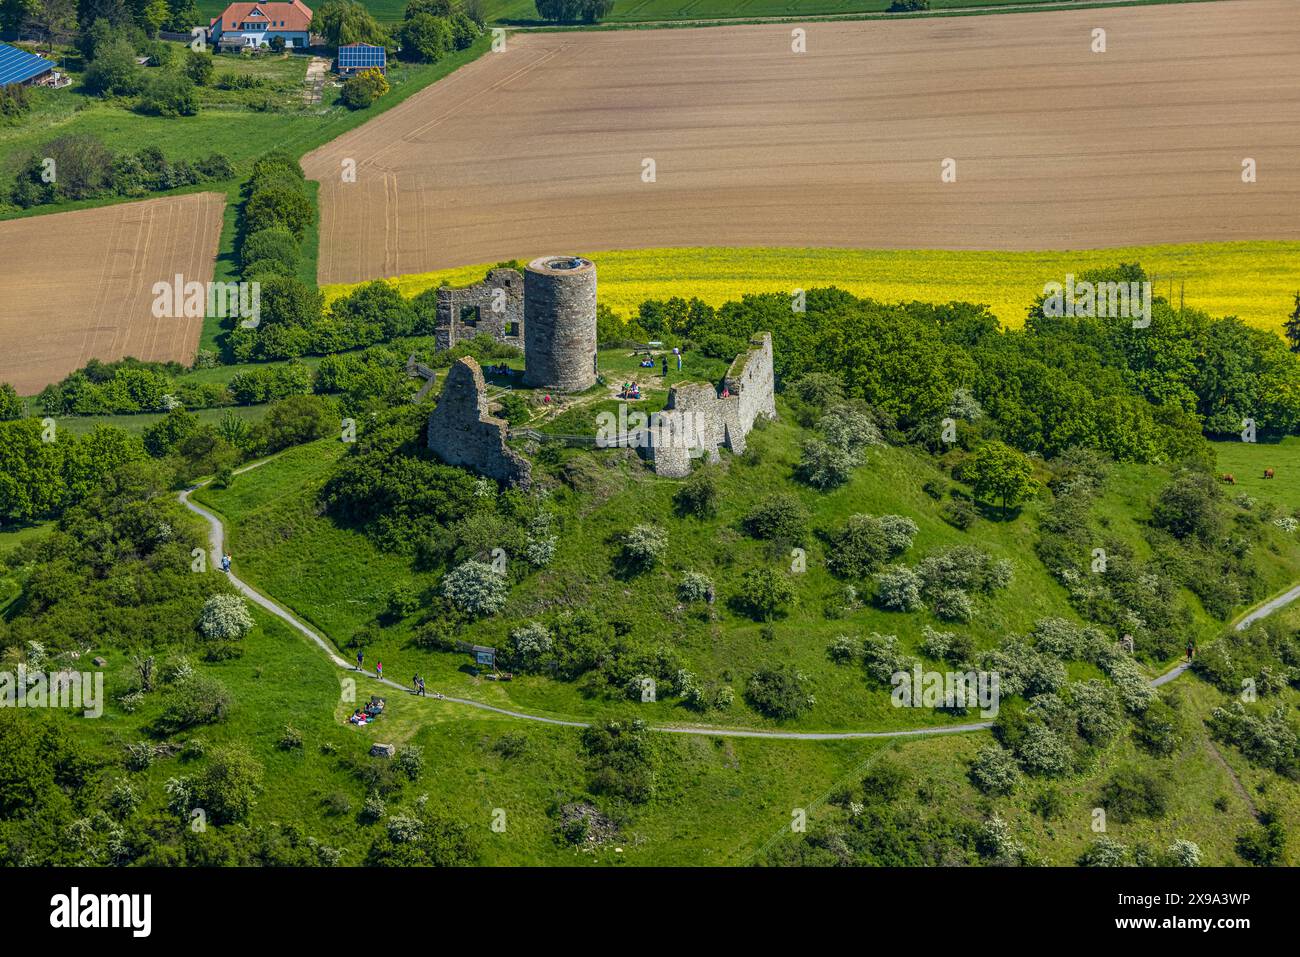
1265;468;1275;479
1221;473;1236;485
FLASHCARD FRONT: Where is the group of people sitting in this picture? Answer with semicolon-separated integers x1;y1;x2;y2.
488;363;515;377
620;381;643;400
349;697;385;726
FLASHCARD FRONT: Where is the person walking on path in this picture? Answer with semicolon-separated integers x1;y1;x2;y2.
1185;640;1196;663
413;674;420;694
418;676;426;697
356;650;364;671
376;660;383;680
662;356;669;377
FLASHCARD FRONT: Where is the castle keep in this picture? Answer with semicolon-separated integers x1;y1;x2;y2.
523;256;598;393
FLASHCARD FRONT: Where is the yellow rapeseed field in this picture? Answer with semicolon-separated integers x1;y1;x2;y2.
322;244;1300;332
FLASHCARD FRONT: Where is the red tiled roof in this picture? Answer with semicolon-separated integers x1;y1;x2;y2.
211;1;313;32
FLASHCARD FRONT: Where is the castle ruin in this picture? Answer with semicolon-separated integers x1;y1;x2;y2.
425;257;774;487
523;256;598;394
645;333;777;478
434;267;525;351
425;356;531;488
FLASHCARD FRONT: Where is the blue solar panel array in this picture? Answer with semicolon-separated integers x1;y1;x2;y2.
0;42;53;86
338;44;385;71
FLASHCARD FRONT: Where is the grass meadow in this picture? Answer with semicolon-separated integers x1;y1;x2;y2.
191;386;1300;736
172;426;1300;864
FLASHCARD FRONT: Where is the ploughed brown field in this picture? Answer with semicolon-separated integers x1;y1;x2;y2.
0;193;225;395
304;0;1300;285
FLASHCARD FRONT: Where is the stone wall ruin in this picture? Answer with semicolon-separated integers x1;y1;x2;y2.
434;267;525;351
426;356;531;488
645;332;776;478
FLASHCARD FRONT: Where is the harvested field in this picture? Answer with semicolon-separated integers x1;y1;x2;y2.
0;193;224;395
305;0;1300;286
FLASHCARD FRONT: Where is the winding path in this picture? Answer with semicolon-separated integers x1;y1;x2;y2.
179;463;1300;742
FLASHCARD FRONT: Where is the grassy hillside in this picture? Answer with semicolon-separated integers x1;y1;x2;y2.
1214;436;1300;509
20;599;1297;865
323;243;1300;335
191;385;1300;735
161;423;1300;865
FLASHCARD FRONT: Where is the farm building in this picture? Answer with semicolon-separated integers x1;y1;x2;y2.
337;43;386;76
209;0;313;50
0;42;57;86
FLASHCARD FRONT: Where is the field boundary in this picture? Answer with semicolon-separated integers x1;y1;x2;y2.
500;0;1223;31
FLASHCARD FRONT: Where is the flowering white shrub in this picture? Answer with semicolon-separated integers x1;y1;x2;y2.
441;560;509;617
821;404;884;453
948;387;984;423
677;571;715;604
198;595;255;642
509;622;552;663
1078;836;1132;867
877;514;919;555
919;626;956;660
918;546;1011;595
861;632;916;684
1031;617;1090;660
929;586;974;623
1092;644;1155;711
1065;680;1124;746
386;813;424;844
982;640;1066;699
970;745;1021;796
1166;839;1201;867
978;813;1024;864
361;793;386;823
108;780;141;818
622;524;667;571
525;510;557;567
1015;723;1073;777
164;777;194;817
798;439;858;490
827;634;861;665
874;564;923;611
162;655;195;684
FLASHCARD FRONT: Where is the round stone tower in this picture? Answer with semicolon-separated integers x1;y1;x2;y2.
523;256;597;393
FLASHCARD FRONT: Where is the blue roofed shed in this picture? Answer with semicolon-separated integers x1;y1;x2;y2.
0;43;56;86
